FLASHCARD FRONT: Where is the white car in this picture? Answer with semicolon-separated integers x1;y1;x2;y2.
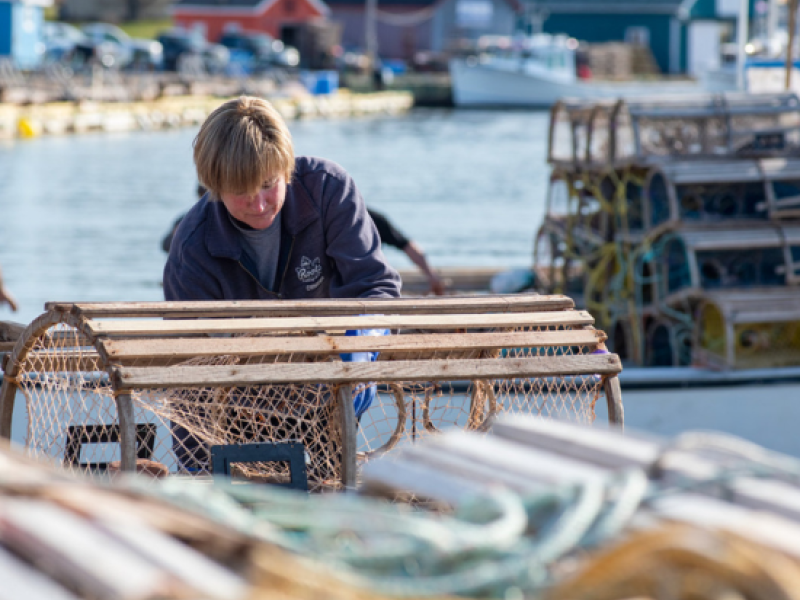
81;23;163;70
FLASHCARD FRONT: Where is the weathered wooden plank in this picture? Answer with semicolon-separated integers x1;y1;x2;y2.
111;353;622;390
604;375;624;427
116;394;136;472
337;385;357;490
47;294;573;318
490;417;659;470
100;330;606;363
87;311;594;337
369;445;545;497
421;431;609;485
364;432;608;502
360;459;486;504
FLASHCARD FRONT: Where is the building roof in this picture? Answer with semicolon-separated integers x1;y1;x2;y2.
175;0;329;15
323;0;523;11
322;0;435;5
530;0;691;15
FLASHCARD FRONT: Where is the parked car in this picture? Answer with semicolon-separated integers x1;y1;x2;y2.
157;30;229;74
42;21;126;69
81;23;163;70
218;31;299;73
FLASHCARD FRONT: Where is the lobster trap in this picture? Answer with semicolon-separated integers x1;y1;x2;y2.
0;296;623;491
537;92;800;368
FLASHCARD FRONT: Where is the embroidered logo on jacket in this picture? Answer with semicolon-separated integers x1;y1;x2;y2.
296;256;323;284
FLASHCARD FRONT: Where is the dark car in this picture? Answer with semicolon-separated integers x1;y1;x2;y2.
218;31;299;73
158;30;229;74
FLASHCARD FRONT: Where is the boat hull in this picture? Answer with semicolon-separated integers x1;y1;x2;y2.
449;58;711;108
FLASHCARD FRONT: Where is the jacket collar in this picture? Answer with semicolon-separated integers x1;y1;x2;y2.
205;175;319;260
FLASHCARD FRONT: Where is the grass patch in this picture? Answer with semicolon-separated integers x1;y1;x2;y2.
118;19;174;40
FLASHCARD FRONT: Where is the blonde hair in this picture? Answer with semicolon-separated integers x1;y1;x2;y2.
193;96;295;199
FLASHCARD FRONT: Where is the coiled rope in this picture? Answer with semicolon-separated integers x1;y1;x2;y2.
129;430;800;599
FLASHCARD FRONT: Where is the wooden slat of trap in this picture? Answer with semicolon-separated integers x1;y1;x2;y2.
111;353;621;390
47;295;573;319
99;330;606;365
87;311;594;338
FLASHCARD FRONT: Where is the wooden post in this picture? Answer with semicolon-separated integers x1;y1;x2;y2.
604;375;624;429
787;0;798;90
336;384;357;489
116;394;137;472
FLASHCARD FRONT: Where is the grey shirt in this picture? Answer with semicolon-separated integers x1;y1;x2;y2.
229;212;282;292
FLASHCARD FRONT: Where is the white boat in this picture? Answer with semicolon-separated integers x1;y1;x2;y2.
449;34;722;108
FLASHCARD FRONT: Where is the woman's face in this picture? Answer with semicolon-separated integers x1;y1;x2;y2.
220;176;287;229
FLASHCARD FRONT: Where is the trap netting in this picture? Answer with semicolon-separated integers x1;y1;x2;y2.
0;302;618;492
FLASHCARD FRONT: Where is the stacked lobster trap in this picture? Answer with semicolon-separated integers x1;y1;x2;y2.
535;91;800;368
0;296;623;491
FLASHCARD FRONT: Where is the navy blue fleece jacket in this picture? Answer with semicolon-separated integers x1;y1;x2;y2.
163;156;401;301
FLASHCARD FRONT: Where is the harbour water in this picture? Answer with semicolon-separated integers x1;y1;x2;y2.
0;107;549;328
2;106;800;457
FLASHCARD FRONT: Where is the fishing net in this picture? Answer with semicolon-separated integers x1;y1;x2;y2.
4;317;605;492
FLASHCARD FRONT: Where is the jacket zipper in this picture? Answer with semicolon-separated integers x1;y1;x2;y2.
275;235;296;294
237;260;280;299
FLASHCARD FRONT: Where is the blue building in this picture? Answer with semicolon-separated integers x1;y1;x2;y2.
0;0;47;70
533;0;755;75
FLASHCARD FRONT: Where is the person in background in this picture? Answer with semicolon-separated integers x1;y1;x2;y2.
164;195;446;296
0;264;17;312
367;208;445;296
161;184;207;254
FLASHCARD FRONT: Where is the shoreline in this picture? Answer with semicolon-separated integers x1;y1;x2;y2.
0;89;414;140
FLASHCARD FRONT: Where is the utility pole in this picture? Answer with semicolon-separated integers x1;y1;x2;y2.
767;0;779;42
365;0;378;88
736;0;750;91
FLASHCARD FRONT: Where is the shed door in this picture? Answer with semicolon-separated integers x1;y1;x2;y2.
688;20;721;76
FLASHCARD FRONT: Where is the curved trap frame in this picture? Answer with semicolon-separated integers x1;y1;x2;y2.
0;296;623;491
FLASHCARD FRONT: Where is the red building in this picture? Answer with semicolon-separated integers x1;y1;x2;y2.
173;0;330;42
